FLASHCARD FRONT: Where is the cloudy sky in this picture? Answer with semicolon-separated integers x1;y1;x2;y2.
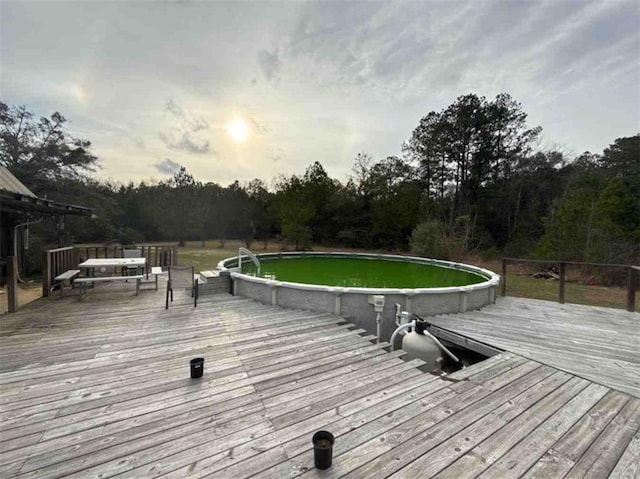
2;0;639;186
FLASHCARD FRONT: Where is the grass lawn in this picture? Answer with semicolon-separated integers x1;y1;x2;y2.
177;241;638;312
477;259;638;312
177;240;246;272
177;240;384;272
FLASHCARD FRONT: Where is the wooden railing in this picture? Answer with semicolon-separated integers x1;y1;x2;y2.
43;243;179;297
501;258;638;312
42;246;76;297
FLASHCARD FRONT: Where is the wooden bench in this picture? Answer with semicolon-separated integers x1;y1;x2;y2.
74;275;144;300
53;270;80;297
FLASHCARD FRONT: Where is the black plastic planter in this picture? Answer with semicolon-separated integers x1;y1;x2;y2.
190;358;204;378
312;430;334;470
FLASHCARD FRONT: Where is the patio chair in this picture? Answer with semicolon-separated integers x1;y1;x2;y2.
166;265;198;309
122;248;144;277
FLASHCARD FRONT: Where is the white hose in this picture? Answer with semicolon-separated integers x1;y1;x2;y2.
390;321;415;352
389;319;460;363
13;221;40;284
422;330;460;362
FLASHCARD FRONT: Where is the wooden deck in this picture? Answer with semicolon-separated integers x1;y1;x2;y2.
0;285;639;478
428;296;640;398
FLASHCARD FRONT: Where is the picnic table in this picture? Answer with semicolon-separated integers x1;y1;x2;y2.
75;258;147;299
79;258;146;275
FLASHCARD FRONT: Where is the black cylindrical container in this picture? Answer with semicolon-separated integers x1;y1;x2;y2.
312;430;334;469
190;358;204;378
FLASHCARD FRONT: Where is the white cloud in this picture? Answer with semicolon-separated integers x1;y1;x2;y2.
153;158;182;175
158;131;210;155
257;49;282;82
158;99;213;155
1;0;638;185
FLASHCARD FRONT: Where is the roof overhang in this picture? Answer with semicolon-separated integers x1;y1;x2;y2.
0;191;92;216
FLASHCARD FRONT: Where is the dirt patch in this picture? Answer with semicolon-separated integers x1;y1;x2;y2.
0;284;42;314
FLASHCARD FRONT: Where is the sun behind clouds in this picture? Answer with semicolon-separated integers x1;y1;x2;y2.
226;118;249;143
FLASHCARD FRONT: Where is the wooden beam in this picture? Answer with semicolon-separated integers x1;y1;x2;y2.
42;250;51;298
559;262;566;304
7;256;18;312
627;267;637;313
502;257;634;269
428;324;502;358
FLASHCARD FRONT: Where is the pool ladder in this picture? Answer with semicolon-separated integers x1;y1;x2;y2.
238;247;261;276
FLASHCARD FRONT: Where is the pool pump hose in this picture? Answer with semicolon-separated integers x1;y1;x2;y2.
390;314;460;363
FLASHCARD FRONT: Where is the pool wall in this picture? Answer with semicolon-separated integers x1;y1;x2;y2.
218;252;500;341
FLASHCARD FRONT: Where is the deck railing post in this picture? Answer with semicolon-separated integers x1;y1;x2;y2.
627;267;636;313
42;250;52;297
559;262;566;304
500;258;507;297
7;256;18;312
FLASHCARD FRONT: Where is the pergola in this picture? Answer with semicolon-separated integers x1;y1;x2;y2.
0;166;91;310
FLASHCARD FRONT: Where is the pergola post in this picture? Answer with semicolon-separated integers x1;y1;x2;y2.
7;256;18;313
43;250;52;297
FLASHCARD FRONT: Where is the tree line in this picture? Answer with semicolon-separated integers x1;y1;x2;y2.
1;97;638;276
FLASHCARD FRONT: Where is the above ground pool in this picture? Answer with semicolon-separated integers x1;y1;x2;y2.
218;252;500;341
240;256;486;289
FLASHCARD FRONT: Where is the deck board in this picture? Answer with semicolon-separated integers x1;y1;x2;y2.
0;285;637;478
428;296;640;397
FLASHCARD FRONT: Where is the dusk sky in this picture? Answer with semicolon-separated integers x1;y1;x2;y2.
2;0;639;186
